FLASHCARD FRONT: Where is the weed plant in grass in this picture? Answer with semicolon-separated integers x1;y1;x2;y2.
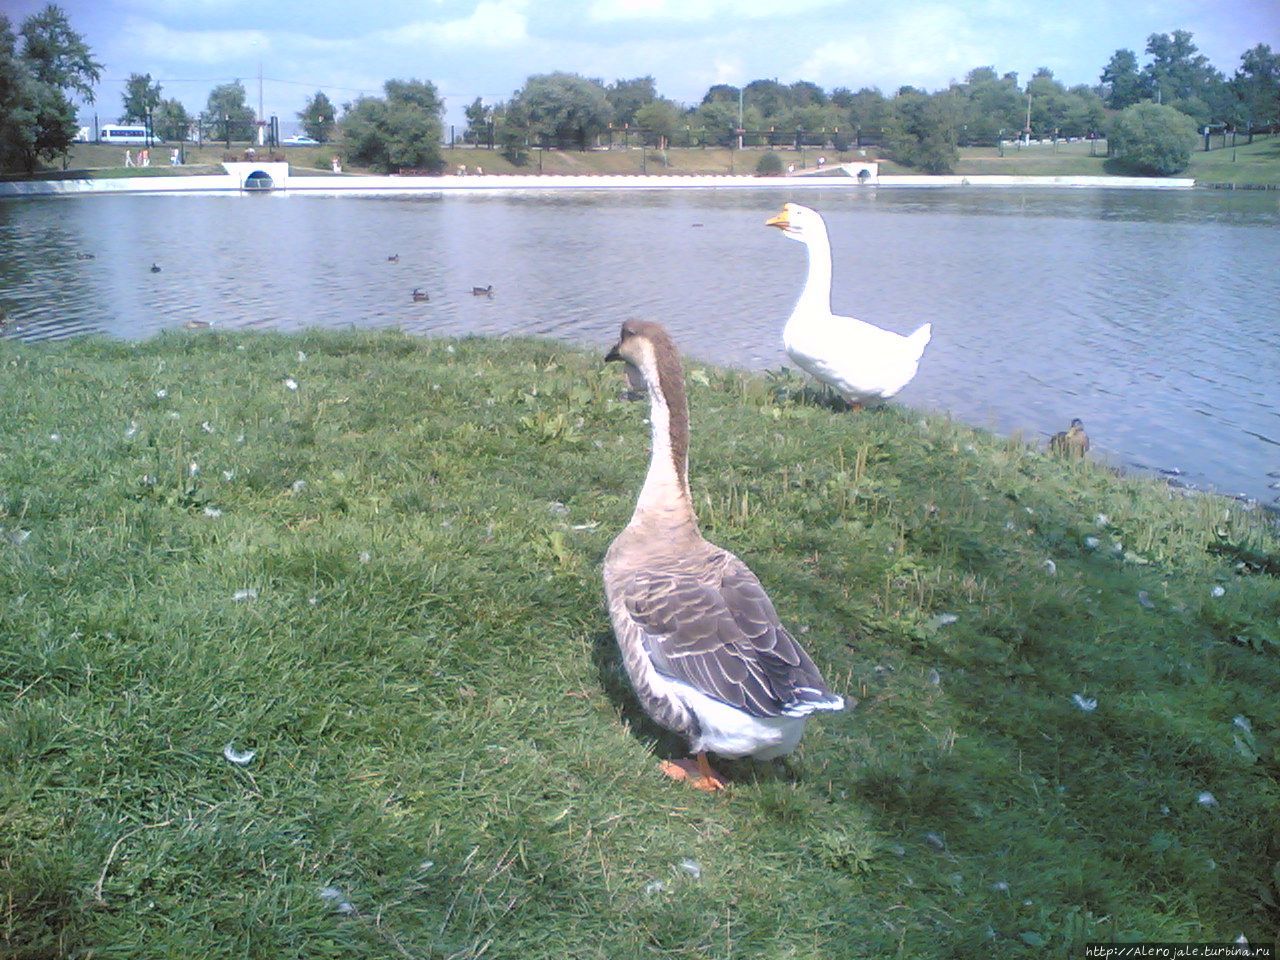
1;331;1277;959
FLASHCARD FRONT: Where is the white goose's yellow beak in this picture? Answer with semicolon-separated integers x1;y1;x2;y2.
765;207;790;229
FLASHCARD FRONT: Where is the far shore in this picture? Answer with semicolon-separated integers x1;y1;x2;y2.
0;163;1199;198
2;135;1275;194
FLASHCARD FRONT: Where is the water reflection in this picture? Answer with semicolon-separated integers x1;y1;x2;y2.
1;187;1277;505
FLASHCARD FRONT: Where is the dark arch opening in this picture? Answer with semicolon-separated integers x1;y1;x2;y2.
244;170;273;191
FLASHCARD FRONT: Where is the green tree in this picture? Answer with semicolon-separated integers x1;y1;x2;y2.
692;99;761;146
0;16;37;171
152;97;190;141
883;87;958;173
789;80;827;108
955;67;1023;144
493;98;528;165
515;72;612;150
743;79;789;121
692;100;735;145
1062;84;1106;138
202;80;255;141
785;102;848;147
1026;67;1073;137
18;4;98;100
633;98;681;148
1107;101;1196;175
1101;49;1144;109
832;87;888;144
0;5;100;173
339;78;444;173
462;96;491;145
1143;30;1223;107
298;90;336;143
606;76;655;128
121;72;160;124
1233;43;1280;129
701;84;738;105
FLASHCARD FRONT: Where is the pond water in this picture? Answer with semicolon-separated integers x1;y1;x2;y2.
1;187;1278;506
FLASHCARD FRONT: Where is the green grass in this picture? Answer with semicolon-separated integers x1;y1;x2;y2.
2;331;1278;959
949;140;1113;177
10;135;1279;184
1185;134;1280;186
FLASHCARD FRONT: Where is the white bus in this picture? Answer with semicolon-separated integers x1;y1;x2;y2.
99;124;162;145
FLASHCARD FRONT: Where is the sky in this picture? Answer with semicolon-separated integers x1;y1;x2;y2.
7;0;1279;135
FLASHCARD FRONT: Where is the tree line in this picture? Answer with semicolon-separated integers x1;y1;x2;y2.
2;3;1277;177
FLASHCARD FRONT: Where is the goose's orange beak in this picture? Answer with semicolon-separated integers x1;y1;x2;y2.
765;208;790;229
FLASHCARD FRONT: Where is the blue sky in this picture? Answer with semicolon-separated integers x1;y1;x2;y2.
7;0;1278;133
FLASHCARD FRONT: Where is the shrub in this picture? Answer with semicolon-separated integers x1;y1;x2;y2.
1107;102;1197;176
755;151;784;176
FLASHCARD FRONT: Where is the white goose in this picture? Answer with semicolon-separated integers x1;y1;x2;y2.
603;320;845;791
766;202;931;407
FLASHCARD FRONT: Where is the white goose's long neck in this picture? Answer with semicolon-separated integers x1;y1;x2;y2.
795;227;833;318
630;359;698;536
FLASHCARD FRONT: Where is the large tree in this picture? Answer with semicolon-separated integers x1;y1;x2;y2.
605;76;656;129
202;80;255;141
0;17;34;171
1233;43;1280;129
1101;49;1144;109
633;98;682;148
955;67;1023;144
1143;30;1223;106
339;78;445;173
692;98;762;146
831;86;889;144
152;97;191;142
883;87;958;173
121;72;161;124
0;4;100;173
462;96;492;145
18;4;97;100
493;97;529;164
298;90;336;143
786;102;849;147
514;72;612;150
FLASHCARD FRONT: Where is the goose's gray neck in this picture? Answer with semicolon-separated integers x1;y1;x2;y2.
630;348;697;536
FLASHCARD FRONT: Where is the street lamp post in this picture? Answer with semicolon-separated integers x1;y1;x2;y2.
737;87;744;151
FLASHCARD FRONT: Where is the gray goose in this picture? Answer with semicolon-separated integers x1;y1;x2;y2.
602;320;844;791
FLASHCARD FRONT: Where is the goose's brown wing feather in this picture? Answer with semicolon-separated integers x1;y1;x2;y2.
622;550;833;718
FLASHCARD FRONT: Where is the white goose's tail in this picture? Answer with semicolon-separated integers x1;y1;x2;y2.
782;687;847;718
906;323;932;361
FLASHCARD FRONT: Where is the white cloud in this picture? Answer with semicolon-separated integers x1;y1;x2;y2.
123;18;272;64
386;0;529;48
800;6;994;90
587;0;840;22
588;0;715;21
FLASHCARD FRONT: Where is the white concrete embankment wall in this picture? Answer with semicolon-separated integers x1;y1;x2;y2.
0;168;1196;198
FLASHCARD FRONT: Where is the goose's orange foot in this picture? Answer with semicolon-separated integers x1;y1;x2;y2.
659;753;727;792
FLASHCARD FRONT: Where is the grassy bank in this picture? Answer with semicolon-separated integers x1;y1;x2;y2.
6;136;1277;184
2;331;1278;959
